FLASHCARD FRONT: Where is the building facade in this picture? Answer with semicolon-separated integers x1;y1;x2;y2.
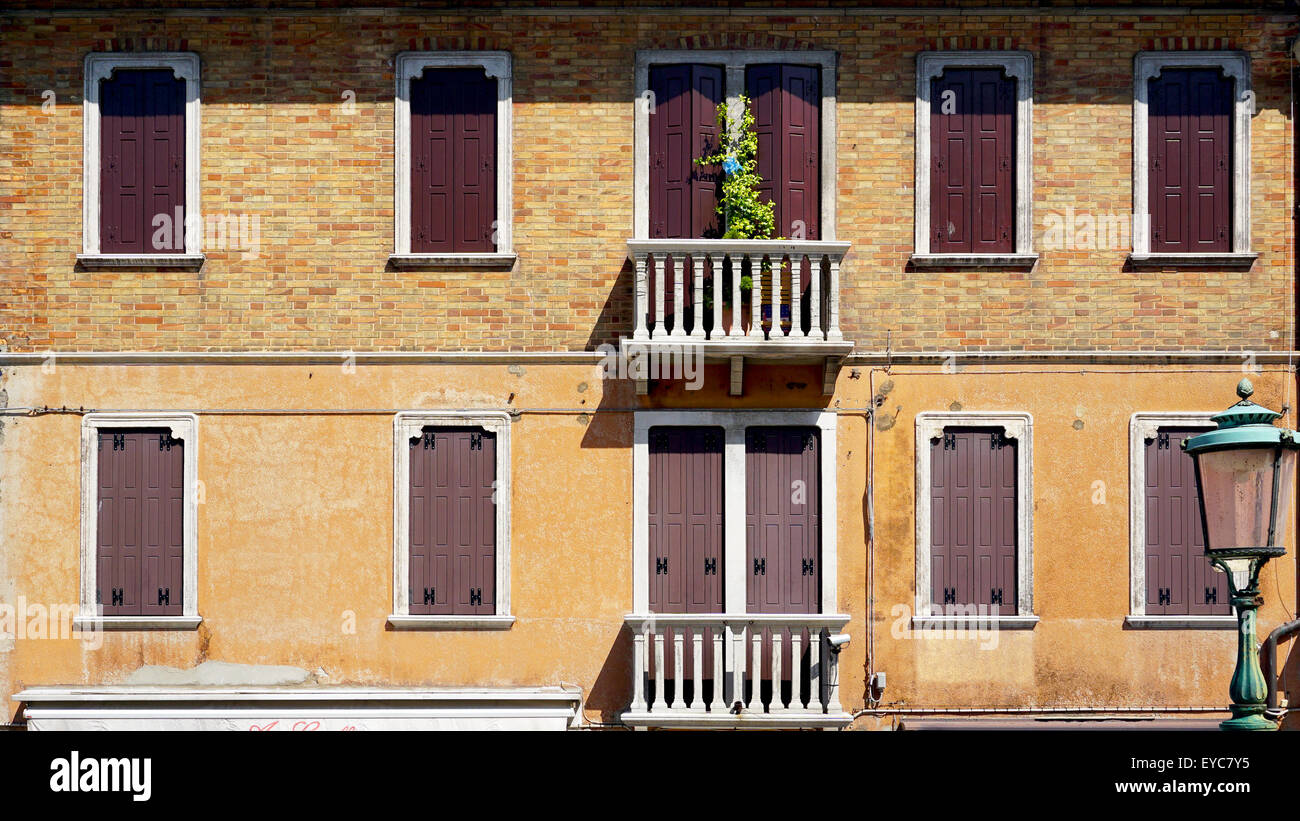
1;0;1297;730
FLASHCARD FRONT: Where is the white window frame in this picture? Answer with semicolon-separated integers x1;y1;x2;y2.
913;51;1035;267
632;49;838;241
389;411;514;629
1130;51;1255;266
77;413;200;630
1126;412;1236;629
80;52;204;269
391;51;515;269
913;411;1037;627
631;410;842;616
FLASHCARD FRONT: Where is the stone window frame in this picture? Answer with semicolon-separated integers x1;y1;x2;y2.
631;49;839;241
77;412;201;630
390;51;516;269
1130;51;1256;267
1125;412;1236;629
388;411;514;630
913;411;1038;627
79;52;204;269
912;51;1036;268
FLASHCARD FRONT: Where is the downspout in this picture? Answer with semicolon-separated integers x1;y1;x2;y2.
1263;620;1300;718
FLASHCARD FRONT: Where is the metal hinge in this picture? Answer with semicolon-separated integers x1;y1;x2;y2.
990;588;1003;605
703;557;717;576
469;588;482;606
113;433;125;451
655;557;668;575
943;587;957;605
423;587;436;605
753;558;766;576
413;431;436;449
751;432;767;453
159;433;180;450
1156;431;1171;450
801;558;815;576
1205;587;1218;605
470;432;483;450
111;588;123;606
1158;587;1172;606
157;587;170;606
942;431;956;450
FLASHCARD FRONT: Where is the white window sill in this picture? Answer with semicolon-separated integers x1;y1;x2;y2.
911;615;1039;630
1124;615;1236;630
73;616;203;631
1127;252;1257;268
386;614;516;631
909;253;1038;268
388;253;517;269
77;253;206;270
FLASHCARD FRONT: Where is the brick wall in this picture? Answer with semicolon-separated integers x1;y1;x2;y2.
0;6;1294;352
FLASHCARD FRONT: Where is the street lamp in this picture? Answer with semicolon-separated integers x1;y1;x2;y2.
1182;378;1298;731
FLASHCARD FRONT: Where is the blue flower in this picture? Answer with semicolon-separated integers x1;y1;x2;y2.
722;155;741;175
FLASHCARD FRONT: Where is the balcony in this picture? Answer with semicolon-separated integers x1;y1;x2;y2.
626;240;852;392
621;613;852;729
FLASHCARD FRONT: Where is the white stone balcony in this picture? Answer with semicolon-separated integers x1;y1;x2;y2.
621;613;852;729
627;239;853;366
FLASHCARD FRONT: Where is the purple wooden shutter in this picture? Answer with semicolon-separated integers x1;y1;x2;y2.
1149;69;1231;253
930;68;1014;254
409;428;496;615
1146;428;1228;616
410;68;497;253
746;427;820;614
648;427;724;614
931;429;1016;614
97;429;183;615
747;65;820;241
100;69;185;254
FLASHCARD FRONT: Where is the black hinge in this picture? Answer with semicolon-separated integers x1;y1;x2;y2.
803;432;816;453
1156;431;1171;450
990;588;1003;605
650;430;669;452
414;431;436;449
943;587;957;605
990;430;1007;449
703;557;717;575
113;433;125;451
422;587;435;605
469;587;482;606
1205;587;1217;605
753;558;766;576
159;433;180;451
655;557;668;575
1158;587;1171;606
157;587;169;606
470;432;483;451
751;432;767;452
111;587;123;606
942;432;956;450
802;558;815;576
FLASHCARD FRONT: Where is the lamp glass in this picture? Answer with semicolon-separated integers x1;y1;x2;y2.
1196;447;1295;550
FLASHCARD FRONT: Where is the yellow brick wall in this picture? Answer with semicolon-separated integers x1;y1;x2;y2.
0;8;1295;352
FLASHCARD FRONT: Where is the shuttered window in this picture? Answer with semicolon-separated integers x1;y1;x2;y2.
648;426;724;613
929;428;1016;615
96;430;184;616
99;69;186;254
1144;427;1229;616
929;68;1015;254
1148;68;1232;253
648;65;724;240
408;427;496;615
409;68;498;253
746;427;821;614
747;65;821;241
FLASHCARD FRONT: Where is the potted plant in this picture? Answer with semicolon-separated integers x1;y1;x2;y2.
696;95;779;335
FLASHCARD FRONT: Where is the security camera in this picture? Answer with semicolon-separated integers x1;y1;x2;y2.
827;633;851;653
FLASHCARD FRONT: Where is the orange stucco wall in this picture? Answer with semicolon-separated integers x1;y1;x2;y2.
2;360;1295;726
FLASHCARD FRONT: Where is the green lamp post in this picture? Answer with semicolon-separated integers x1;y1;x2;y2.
1182;378;1298;731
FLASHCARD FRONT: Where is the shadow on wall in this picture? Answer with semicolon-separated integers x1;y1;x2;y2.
585;257;634;352
587;626;635;725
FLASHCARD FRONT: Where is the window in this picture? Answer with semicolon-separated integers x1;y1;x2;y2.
633;411;840;616
390;412;513;629
80;53;202;268
914;412;1036;626
79;413;199;629
1131;52;1254;266
392;52;514;268
1127;413;1234;628
634;50;838;242
913;52;1034;266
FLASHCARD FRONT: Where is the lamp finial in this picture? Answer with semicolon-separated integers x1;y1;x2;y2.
1237;378;1254;401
